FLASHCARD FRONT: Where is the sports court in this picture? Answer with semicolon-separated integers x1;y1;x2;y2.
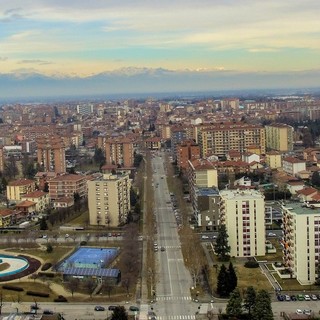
57;247;118;271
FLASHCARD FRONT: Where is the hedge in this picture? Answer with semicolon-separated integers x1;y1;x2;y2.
26;291;50;298
41;263;52;271
54;295;68;302
2;285;24;292
244;260;259;268
38;272;55;278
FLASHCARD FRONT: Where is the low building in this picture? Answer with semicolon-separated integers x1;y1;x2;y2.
7;179;36;202
21;190;50;213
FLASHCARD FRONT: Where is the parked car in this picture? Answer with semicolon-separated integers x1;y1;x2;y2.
201;235;209;240
94;306;105;311
108;305;119;311
311;294;317;301
303;309;312;315
277;294;284;301
284;295;291;301
304;294;311;301
290;295;297;301
161;246;165;251
43;310;53;315
296;309;303;315
297;294;304;301
129;306;139;312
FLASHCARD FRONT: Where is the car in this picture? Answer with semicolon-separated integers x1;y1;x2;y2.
277;294;284;301
161;247;165;251
311;294;317;300
129;306;139;312
317;294;320;300
303;309;312;315
268;232;277;237
154;247;158;252
94;306;105;311
296;309;303;315
30;304;39;310
43;310;54;315
108;305;119;311
304;294;311;301
42;235;48;239
297;294;304;301
201;235;209;240
290;295;297;301
148;311;157;320
284;295;291;301
65;234;69;238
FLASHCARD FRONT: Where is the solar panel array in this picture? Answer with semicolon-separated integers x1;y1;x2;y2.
63;267;120;277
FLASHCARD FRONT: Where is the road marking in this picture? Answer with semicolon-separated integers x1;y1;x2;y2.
155;296;192;301
157;315;195;320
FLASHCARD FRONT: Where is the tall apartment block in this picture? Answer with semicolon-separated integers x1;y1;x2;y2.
171;126;186;161
88;173;131;227
265;123;294;152
197;122;265;158
105;137;134;167
76;104;93;116
219;189;266;257
36;136;66;173
177;140;200;171
282;202;320;285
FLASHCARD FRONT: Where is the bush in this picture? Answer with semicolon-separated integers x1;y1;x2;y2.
80;241;87;246
41;263;52;271
26;291;50;298
38;272;55;278
2;285;24;292
54;295;68;302
244;260;259;268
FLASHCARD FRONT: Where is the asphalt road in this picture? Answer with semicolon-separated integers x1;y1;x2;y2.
151;152;197;320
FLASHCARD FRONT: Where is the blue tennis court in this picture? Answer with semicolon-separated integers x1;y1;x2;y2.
58;247;119;271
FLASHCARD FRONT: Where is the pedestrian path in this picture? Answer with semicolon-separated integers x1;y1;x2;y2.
156;296;192;301
157;315;195;320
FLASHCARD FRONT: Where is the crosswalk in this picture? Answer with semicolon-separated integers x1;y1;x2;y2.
157;315;195;320
156;296;192;301
162;245;181;249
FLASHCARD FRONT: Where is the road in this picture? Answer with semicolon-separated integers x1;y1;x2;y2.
150;152;197;320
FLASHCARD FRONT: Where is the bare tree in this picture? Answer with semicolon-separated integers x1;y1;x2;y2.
84;278;96;297
67;278;80;297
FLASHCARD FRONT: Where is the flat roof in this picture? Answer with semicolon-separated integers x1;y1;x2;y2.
196;188;219;196
63;267;120;278
283;202;320;215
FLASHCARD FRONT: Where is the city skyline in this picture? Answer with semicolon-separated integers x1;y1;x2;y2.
1;0;320;98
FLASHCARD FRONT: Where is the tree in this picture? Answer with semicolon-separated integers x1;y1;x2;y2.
93;147;106;166
311;171;320;187
43;182;49;193
110;306;128;320
39;217;48;230
217;264;229;297
3;156;18;180
84;279;96;297
227;262;237;293
214;224;231;261
252;289;273;320
226;288;242;317
243;286;256;316
67;278;80;297
46;243;53;253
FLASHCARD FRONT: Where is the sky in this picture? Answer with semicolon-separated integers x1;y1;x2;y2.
0;0;320;97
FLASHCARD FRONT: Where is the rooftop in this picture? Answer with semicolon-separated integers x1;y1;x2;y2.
283;202;320;215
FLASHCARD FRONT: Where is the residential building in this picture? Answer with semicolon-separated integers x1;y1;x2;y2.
219;189;266;257
282;157;306;176
177;140;200;171
265;151;282;169
36;136;66;173
145;137;162;150
88;173;131;227
105;136;134;167
47;174;87;201
0;209;16;227
76;104;93;115
193;187;220;231
282;202;320;285
171;126;187;160
0;146;4;172
197;122;265;158
21;190;50;213
7;179;36;202
265;123;294;152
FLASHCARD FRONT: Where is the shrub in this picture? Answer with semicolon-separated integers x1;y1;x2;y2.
26;291;50;297
41;263;52;271
2;285;24;292
244;260;259;268
54;295;68;302
80;241;87;246
38;272;55;278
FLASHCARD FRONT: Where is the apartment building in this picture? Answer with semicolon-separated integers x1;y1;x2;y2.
36;136;66;173
21;190;50;213
47;174;87;201
265;151;282;169
144;137;162;150
219;189;266;257
282;202;320;285
171;126;187;161
76;104;93;115
282;157;306;176
7;179;36;202
0;146;4;172
197;122;265;158
105;136;134;167
88;173;131;227
265;123;294;152
177;140;200;171
193;187;220;231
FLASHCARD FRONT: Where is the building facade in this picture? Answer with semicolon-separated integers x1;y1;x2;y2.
105;137;134;167
177;140;201;171
219;189;266;257
265;123;294;152
88;173;131;227
7;179;36;202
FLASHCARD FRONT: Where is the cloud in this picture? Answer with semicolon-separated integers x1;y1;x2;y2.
0;7;24;22
0;57;8;61
18;59;53;65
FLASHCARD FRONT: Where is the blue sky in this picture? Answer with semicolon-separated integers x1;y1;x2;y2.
0;0;320;96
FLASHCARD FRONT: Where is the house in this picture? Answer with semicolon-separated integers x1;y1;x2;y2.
6;179;36;202
282;157;306;176
21;190;50;213
296;187;319;202
15;200;37;215
0;209;16;227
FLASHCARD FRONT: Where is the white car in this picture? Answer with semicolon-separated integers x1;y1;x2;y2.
296;309;303;314
303;309;312;315
65;234;70;238
201;235;209;240
304;294;311;301
268;232;277;237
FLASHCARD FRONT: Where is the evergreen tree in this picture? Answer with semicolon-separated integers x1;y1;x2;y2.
217;264;229;297
39;217;48;230
226;288;242;317
110;306;128;320
243;286;256;315
311;171;320;187
227;262;238;293
214;224;231;261
252;289;273;320
93;147;106;166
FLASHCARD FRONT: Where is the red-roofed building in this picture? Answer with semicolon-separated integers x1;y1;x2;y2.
21;190;50;213
144;137;162;150
7;179;36;202
283;157;306;176
297;187;319;202
16;200;37;215
0;209;16;227
177;140;200;171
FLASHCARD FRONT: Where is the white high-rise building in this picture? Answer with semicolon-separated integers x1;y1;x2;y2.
88;173;131;227
282;202;320;285
219;189;266;257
